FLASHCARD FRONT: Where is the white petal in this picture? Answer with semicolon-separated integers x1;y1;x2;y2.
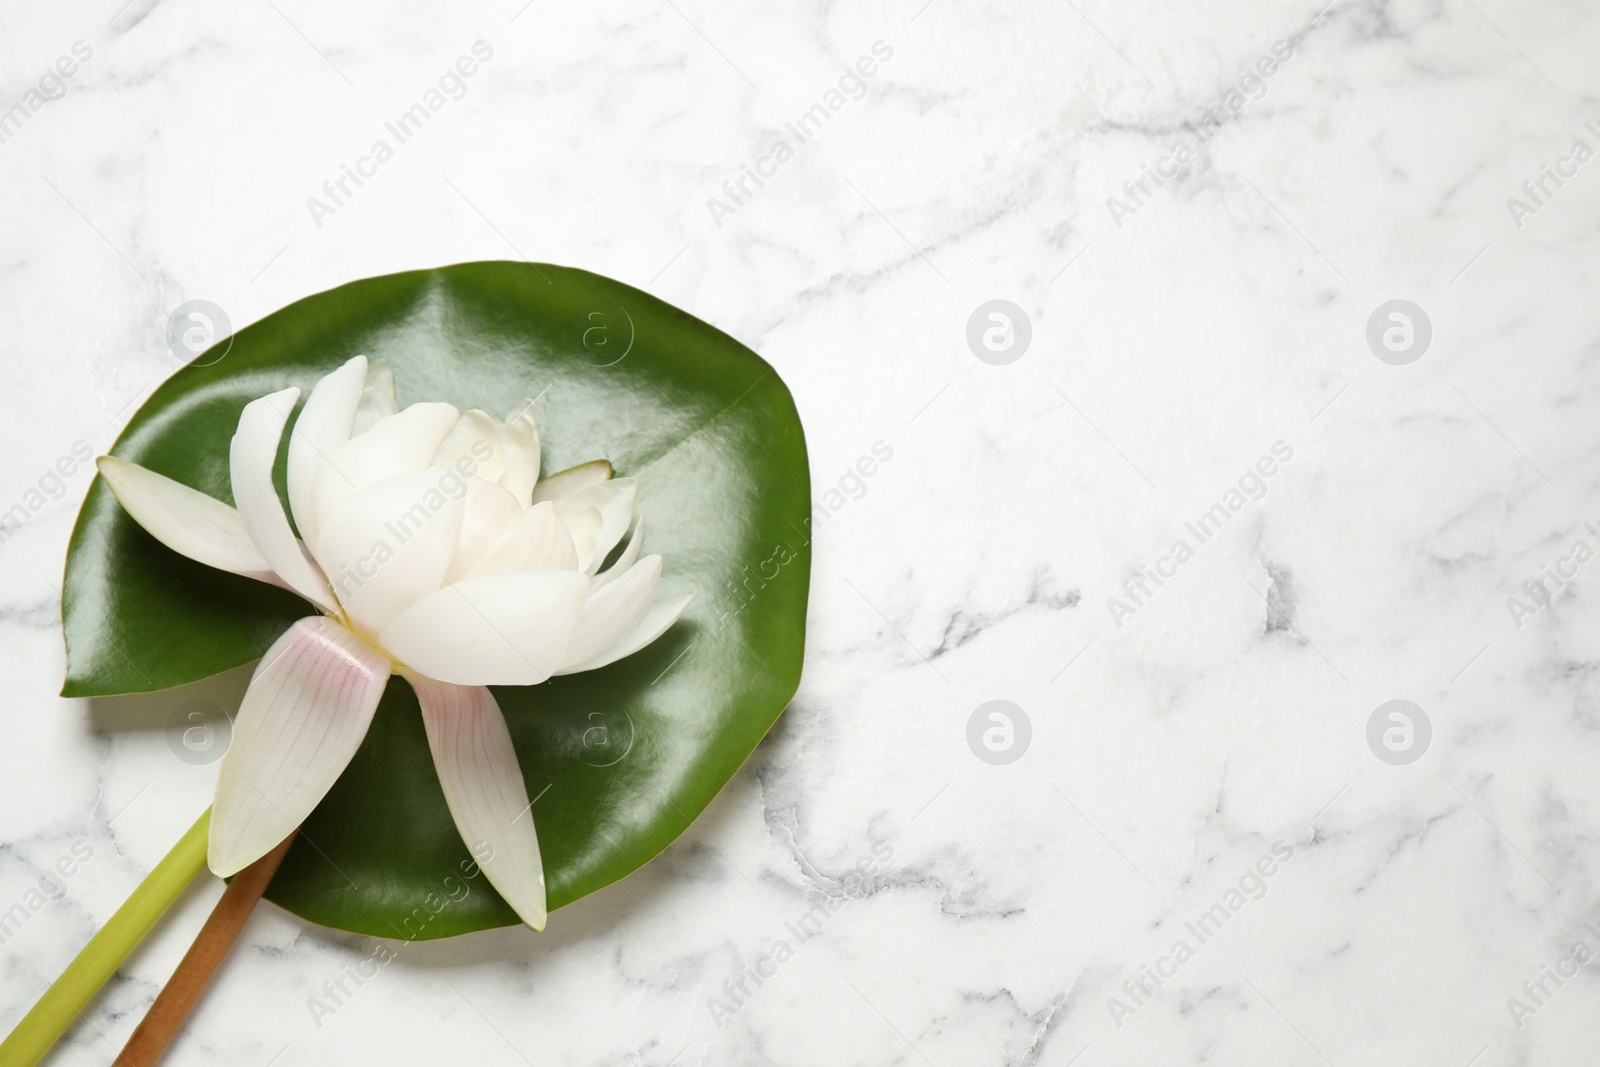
288;356;367;544
378;569;588;686
407;674;547;931
590;518;643;592
461;499;576;580
556;591;695;676
561;554;660;668
231;388;338;614
445;479;523;583
351;358;398;435
498;402;541;508
562;506;603;573
96;456;289;591
432;410;507;485
313;470;467;637
554;479;636;574
311;402;460;538
209;617;390;876
529;459;611;504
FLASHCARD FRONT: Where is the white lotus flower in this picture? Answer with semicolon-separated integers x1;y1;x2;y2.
95;356;692;930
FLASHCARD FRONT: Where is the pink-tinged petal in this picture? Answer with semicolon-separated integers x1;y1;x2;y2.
231;388;338;614
96;456;290;591
432;409;507;485
377;569;588;686
406;673;547;931
444;478;522;583
561;554;660;668
556;591;695;676
590;518;644;592
498;402;541;507
313;470;468;638
209;617;390;876
554;479;636;574
351;358;398;435
287;356;367;544
529;459;611;504
311;402;460;537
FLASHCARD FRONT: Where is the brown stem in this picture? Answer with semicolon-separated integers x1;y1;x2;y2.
114;834;296;1067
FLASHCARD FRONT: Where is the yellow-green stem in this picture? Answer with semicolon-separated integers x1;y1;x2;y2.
0;808;212;1067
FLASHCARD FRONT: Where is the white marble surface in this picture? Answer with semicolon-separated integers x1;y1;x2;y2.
4;0;1600;1063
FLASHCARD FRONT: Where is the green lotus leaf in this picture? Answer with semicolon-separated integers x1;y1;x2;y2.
62;262;810;937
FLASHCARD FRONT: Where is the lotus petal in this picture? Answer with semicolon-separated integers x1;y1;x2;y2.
231;388;338;613
554;478;636;574
445;478;524;583
433;409;507;486
562;506;603;573
209;616;390;876
95;456;288;590
408;674;548;931
530;459;611;504
556;591;695;676
311;402;460;535
462;500;577;579
378;568;589;685
591;518;644;591
562;554;660;668
351;358;398;435
498;402;541;507
288;355;367;544
314;470;468;637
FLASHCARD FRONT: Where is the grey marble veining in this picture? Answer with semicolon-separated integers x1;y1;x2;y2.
4;0;1600;1063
